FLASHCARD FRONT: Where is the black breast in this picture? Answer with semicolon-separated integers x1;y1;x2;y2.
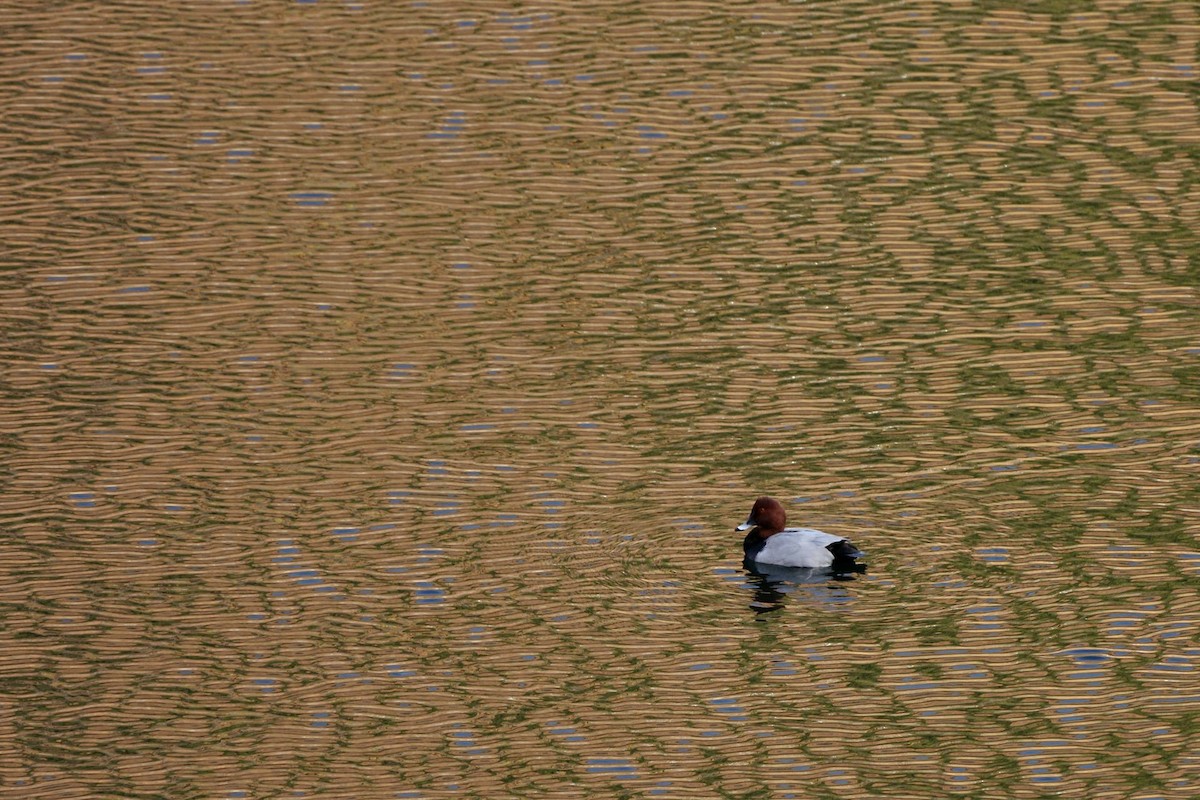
742;531;765;561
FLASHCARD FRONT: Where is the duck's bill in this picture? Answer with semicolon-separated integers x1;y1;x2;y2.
736;519;754;531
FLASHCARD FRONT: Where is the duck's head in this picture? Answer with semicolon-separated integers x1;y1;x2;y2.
736;496;786;537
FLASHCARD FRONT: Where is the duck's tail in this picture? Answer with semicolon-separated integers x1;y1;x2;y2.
826;539;863;561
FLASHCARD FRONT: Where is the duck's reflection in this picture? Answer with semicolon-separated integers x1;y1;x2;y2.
743;558;865;615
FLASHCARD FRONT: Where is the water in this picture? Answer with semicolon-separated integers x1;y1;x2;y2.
3;1;1200;797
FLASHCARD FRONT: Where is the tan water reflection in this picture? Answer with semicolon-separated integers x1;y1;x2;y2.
4;1;1200;797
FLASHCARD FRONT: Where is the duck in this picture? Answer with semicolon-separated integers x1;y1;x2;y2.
737;496;863;570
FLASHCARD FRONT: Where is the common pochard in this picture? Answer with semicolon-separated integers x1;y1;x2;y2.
738;496;863;570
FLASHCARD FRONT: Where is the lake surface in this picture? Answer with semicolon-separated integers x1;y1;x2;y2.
4;1;1200;798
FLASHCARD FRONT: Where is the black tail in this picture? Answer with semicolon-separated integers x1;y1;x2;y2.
827;539;865;574
826;539;863;561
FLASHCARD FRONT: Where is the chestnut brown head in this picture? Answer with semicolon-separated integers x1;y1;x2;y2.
735;496;787;537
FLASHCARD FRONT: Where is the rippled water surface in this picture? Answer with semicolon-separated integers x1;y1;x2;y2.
4;2;1200;798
